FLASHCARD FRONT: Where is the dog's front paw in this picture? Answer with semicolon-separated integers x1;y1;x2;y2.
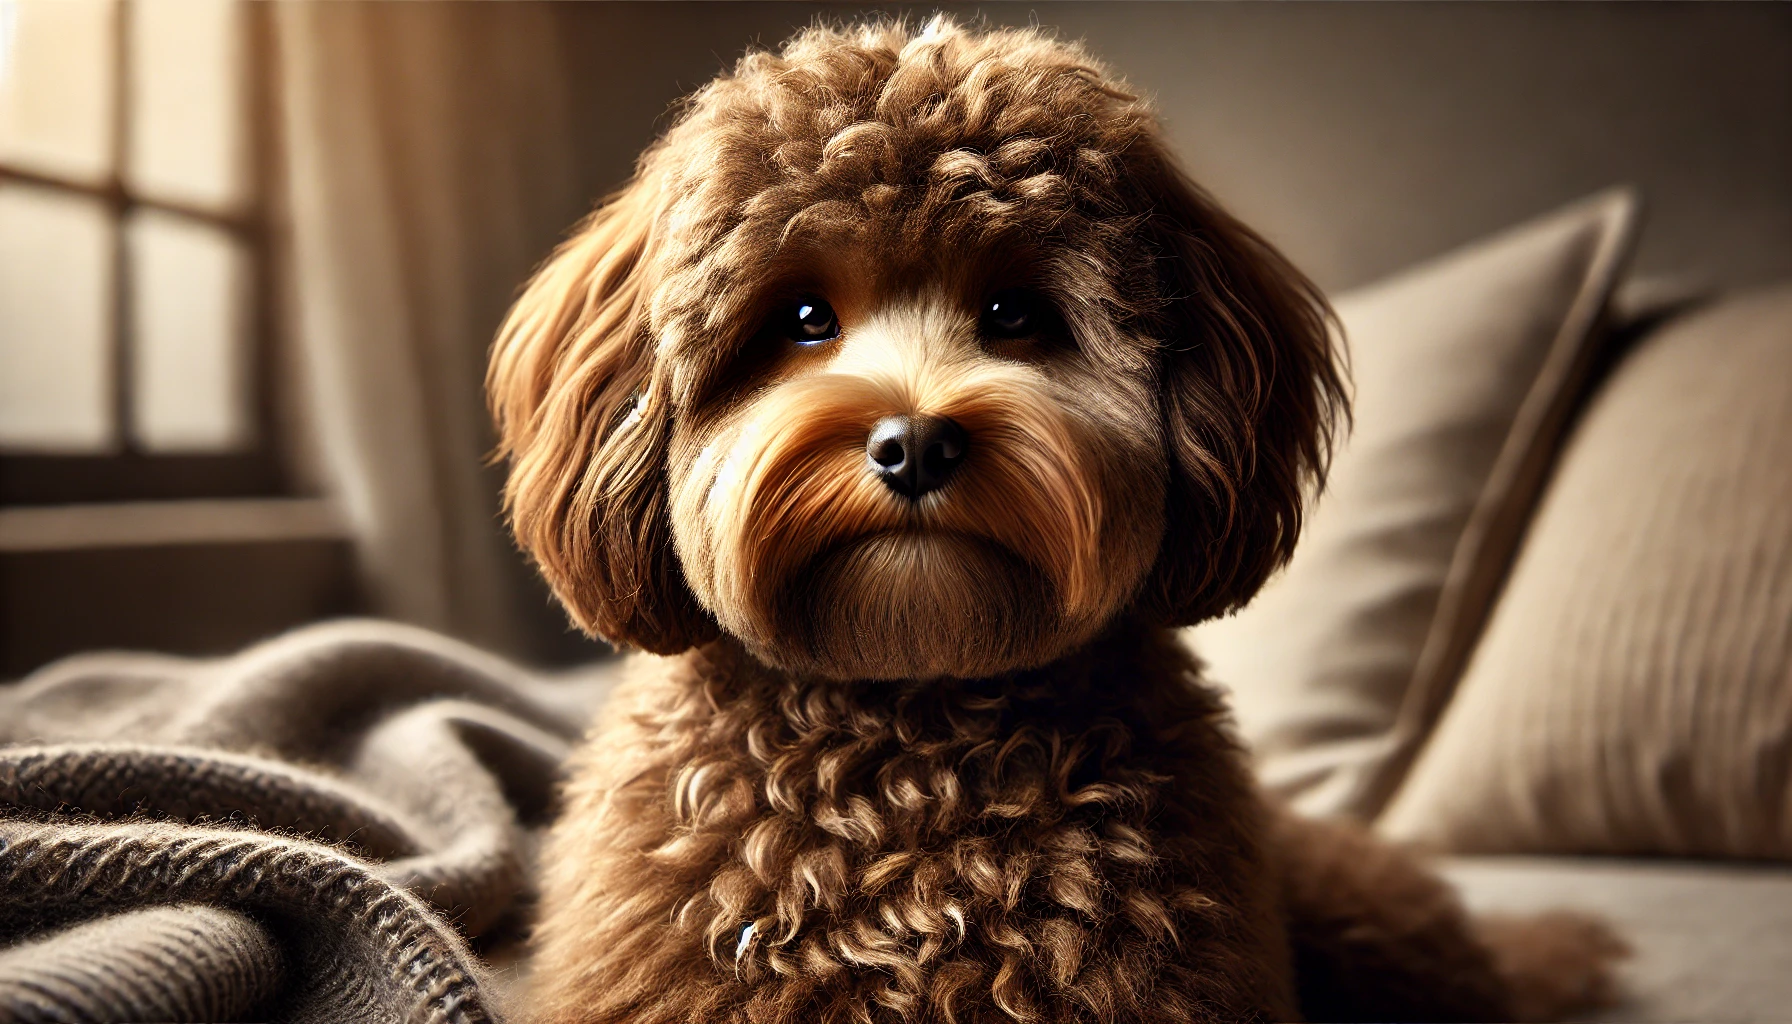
1474;911;1630;1021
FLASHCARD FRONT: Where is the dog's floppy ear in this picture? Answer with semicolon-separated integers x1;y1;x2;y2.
487;177;718;653
1129;153;1348;625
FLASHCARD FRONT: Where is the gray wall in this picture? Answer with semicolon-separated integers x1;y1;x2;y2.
555;2;1792;295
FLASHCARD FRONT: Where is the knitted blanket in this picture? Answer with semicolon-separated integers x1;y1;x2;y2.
0;620;619;1024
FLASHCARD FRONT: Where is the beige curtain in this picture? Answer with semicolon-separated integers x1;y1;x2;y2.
272;2;596;660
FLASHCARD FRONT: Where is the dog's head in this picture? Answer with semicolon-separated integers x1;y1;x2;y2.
489;19;1344;680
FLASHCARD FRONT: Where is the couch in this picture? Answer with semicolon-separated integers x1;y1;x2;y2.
1189;188;1792;1021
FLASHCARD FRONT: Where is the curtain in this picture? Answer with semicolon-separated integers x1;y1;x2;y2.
273;2;599;661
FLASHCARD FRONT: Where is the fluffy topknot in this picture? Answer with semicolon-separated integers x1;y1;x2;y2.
638;18;1164;389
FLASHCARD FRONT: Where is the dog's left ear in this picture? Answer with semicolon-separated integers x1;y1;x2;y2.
487;177;718;653
1127;152;1349;625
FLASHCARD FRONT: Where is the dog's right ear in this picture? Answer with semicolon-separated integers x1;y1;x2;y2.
487;177;718;653
1125;150;1349;627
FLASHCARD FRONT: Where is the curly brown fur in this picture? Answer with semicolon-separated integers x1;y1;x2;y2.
534;628;1294;1024
489;17;1624;1024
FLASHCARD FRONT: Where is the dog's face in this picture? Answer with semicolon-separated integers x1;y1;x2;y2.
489;20;1344;680
668;275;1162;680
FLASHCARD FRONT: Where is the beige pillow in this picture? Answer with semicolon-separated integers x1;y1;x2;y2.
1188;188;1642;819
1378;285;1792;857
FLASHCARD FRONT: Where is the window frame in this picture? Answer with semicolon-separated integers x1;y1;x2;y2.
0;0;286;505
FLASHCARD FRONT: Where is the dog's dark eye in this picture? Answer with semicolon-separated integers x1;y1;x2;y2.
982;289;1038;338
788;298;840;345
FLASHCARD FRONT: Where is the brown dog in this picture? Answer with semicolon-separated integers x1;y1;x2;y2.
488;19;1623;1023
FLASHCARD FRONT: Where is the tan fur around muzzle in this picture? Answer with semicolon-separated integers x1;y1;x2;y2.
672;297;1127;678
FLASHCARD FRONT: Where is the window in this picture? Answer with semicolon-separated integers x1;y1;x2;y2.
0;1;356;677
0;0;283;503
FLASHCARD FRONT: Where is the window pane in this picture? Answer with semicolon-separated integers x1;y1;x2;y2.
0;0;116;183
128;209;250;452
0;183;114;451
127;0;246;210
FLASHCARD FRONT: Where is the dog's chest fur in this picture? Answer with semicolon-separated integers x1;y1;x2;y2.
534;628;1295;1024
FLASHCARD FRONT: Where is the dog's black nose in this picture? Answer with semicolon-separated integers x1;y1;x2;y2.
867;415;968;499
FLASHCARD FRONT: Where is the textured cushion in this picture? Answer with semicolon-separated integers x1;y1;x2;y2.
1189;189;1641;818
1379;286;1792;856
1443;856;1792;1022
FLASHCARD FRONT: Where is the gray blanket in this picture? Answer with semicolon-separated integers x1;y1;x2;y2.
0;620;619;1023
